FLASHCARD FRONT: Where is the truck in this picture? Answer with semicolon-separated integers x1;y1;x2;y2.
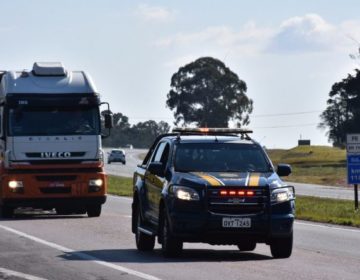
132;128;295;258
0;62;113;218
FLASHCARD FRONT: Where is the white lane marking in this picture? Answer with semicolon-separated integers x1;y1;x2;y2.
109;195;132;201
0;224;161;280
0;267;48;280
295;221;360;233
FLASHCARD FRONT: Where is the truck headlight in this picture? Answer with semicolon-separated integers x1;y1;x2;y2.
271;187;295;203
173;186;200;201
89;179;103;187
8;180;24;193
88;179;103;192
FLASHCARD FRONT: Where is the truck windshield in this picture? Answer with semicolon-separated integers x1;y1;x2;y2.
8;107;100;136
174;143;272;173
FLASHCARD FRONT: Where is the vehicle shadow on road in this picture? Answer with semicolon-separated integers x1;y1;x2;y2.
0;211;86;221
60;248;272;263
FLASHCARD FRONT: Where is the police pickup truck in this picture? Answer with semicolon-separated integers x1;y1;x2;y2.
131;128;295;258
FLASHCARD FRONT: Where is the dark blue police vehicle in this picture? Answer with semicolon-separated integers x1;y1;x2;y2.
132;128;295;258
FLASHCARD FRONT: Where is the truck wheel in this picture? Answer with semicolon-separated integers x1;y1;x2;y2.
108;161;111;164
160;212;183;257
0;205;14;218
135;208;155;251
270;233;293;258
87;205;102;217
237;242;256;251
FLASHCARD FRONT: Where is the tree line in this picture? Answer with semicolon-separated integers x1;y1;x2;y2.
102;112;170;148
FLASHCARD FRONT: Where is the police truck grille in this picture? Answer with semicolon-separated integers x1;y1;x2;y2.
207;187;268;215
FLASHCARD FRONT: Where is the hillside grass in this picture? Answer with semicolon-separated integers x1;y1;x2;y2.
107;175;360;228
267;145;347;186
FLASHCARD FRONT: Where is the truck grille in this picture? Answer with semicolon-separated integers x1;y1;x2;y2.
207;187;268;215
40;187;71;194
36;175;77;181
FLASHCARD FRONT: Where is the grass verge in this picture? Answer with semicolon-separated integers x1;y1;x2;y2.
296;196;360;227
107;175;360;228
108;175;133;196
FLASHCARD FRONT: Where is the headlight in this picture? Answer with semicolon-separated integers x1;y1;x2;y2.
89;179;103;187
8;180;24;189
8;180;24;193
271;187;295;203
173;186;200;201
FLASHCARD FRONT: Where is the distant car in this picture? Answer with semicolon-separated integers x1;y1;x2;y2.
108;149;126;164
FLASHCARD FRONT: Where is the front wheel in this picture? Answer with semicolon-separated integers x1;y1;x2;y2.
87;205;102;217
270;233;293;258
160;212;183;257
135;208;155;251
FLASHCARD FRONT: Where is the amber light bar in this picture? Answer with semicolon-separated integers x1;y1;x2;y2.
219;190;255;196
172;127;253;134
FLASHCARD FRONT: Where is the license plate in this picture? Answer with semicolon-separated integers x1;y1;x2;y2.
222;217;251;228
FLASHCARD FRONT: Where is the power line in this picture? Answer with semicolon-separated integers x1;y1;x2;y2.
254;123;318;129
126;110;322;121
252;110;321;118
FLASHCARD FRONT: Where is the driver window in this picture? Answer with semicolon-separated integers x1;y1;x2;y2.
152;142;170;166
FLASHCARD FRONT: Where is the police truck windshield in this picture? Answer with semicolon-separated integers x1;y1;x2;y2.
174;143;272;173
8;107;100;136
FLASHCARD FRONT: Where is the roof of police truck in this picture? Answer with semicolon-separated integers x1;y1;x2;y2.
0;62;97;96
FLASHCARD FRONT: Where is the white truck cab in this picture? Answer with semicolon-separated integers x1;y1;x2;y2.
0;62;113;218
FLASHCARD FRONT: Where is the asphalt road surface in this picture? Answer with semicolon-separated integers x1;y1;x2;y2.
104;148;356;200
0;196;359;280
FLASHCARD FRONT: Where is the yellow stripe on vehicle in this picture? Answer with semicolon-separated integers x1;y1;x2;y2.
193;173;224;187
248;173;260;187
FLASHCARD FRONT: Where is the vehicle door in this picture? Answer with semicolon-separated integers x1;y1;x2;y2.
144;141;170;222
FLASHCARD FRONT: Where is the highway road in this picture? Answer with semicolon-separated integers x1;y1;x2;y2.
1;148;357;279
104;148;355;200
1;196;360;280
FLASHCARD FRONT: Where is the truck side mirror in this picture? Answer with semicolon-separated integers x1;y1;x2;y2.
148;162;165;177
277;164;292;177
104;113;113;129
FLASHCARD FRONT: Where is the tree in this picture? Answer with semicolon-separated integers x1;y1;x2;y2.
166;57;253;127
319;70;360;147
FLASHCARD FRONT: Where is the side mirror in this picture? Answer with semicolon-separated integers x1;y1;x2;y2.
148;162;165;177
104;113;113;129
277;164;291;177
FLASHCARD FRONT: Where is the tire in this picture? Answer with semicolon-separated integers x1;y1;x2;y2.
270;233;293;259
135;208;155;251
123;161;126;165
160;211;183;257
87;205;102;217
0;205;14;218
108;161;111;164
237;242;256;251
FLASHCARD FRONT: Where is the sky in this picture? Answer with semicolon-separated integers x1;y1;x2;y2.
1;0;360;148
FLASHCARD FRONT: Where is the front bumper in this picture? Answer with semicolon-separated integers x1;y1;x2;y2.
167;200;294;244
2;196;107;208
